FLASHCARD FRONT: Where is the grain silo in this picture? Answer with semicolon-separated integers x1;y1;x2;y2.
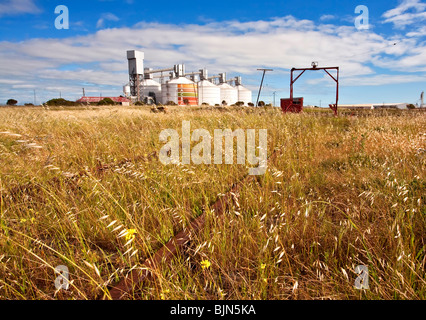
125;50;248;106
198;80;221;105
235;77;252;105
218;83;238;105
123;84;131;97
141;79;162;104
216;72;238;105
161;77;198;106
197;69;220;105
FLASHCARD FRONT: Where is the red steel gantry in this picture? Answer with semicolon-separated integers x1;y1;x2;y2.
281;62;339;115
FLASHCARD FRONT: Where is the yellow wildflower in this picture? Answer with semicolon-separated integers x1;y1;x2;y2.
260;263;266;270
125;229;137;241
200;259;211;269
160;289;170;300
20;218;27;223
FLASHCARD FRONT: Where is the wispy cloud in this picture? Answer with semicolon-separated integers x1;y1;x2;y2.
0;0;41;17
96;13;120;29
382;0;426;29
320;14;335;21
343;73;426;86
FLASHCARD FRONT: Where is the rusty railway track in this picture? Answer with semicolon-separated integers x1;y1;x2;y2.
108;148;280;300
2;145;280;300
3;151;158;199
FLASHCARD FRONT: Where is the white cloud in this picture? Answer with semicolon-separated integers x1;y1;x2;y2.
372;45;426;72
406;25;426;37
343;73;426;86
0;0;41;17
0;14;425;103
96;13;120;29
320;14;335;21
382;0;426;28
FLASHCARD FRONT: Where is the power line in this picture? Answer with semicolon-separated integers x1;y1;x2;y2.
256;68;273;107
328;42;398;62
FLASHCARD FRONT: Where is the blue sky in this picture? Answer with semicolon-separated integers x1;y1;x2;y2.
0;0;425;106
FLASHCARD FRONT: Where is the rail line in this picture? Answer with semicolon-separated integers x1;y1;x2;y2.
3;151;158;200
107;148;280;300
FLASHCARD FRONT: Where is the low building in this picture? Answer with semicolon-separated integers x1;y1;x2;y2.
338;103;409;110
372;103;408;109
338;104;374;109
76;96;131;105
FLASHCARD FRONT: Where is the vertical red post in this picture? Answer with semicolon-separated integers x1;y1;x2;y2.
290;68;294;104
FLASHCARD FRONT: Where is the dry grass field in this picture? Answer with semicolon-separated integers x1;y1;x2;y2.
0;105;424;300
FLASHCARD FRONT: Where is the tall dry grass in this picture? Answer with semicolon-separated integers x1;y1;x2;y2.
0;105;424;299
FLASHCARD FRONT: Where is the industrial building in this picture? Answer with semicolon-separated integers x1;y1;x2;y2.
338;103;410;110
123;50;252;106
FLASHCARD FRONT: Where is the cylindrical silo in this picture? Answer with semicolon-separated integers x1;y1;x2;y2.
197;80;221;105
218;83;238;105
123;84;131;97
161;77;198;106
141;79;161;104
236;85;252;105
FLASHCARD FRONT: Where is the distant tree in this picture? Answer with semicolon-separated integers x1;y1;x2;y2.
248;102;254;107
45;98;78;106
407;104;416;109
222;100;227;106
258;101;265;107
96;98;116;106
24;103;34;106
235;101;244;106
6;99;17;106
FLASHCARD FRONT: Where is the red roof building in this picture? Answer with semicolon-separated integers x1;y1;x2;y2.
76;96;131;103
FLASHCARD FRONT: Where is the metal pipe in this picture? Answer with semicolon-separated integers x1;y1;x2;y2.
144;67;174;74
185;71;201;76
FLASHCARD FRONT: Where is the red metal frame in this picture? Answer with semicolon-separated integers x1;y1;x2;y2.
282;64;339;115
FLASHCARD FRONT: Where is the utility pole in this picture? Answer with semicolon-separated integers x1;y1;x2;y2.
273;91;276;107
256;68;273;107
